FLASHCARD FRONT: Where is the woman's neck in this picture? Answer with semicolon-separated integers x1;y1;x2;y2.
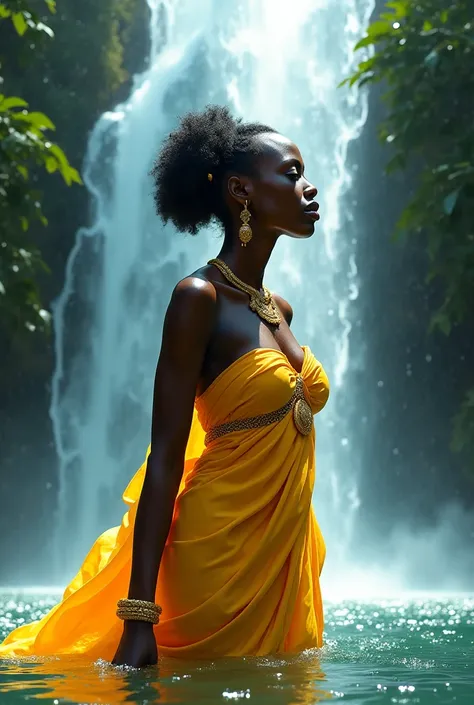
216;227;279;291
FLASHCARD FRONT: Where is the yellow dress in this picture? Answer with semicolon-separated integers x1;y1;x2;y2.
0;346;329;660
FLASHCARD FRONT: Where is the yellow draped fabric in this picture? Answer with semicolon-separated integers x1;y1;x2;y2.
0;346;329;660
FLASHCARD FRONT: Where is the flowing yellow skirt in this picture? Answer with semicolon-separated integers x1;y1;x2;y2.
0;346;329;660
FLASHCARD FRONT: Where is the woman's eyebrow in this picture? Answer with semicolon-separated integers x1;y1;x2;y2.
281;157;304;171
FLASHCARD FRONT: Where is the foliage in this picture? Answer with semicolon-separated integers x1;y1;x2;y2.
0;0;81;337
344;1;474;471
0;0;149;572
0;0;56;38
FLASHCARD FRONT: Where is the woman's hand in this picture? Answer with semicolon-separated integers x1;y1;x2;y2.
112;621;158;668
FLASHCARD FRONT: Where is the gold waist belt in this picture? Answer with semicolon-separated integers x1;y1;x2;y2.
205;376;313;445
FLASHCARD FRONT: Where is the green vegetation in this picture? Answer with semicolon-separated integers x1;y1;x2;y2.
0;0;149;576
0;0;81;337
0;0;147;355
345;1;474;471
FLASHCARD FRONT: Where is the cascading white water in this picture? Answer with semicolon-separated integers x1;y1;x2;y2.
50;0;375;581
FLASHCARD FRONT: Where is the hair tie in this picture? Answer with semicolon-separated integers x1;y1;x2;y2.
207;172;213;182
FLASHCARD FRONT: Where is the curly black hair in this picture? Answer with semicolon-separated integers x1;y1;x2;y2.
152;105;277;235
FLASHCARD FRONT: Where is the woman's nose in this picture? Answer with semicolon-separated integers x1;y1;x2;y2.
304;181;318;200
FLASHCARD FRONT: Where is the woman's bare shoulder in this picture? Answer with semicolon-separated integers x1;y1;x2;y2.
169;271;217;316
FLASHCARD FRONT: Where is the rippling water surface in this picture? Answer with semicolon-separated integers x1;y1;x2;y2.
1;592;472;704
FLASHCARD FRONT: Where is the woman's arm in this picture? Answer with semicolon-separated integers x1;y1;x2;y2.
113;275;216;667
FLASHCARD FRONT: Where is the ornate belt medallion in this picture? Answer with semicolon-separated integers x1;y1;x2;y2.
205;375;313;444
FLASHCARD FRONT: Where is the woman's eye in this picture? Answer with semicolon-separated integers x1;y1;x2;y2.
287;171;299;181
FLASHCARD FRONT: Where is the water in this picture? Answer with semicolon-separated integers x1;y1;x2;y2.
49;0;375;580
1;592;473;703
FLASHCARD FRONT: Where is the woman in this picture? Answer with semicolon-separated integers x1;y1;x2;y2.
0;105;329;667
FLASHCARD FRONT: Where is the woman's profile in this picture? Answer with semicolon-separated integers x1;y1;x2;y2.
0;105;330;668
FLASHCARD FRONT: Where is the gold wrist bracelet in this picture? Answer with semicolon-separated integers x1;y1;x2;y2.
116;598;162;625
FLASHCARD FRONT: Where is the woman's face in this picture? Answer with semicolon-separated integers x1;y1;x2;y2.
246;132;319;239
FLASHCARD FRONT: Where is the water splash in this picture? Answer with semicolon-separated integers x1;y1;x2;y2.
50;0;375;579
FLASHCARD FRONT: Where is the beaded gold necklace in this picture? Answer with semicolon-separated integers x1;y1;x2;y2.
208;258;281;326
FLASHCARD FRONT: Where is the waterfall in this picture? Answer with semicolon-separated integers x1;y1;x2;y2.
50;0;375;580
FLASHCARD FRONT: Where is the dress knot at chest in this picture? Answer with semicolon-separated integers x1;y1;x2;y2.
205;375;313;445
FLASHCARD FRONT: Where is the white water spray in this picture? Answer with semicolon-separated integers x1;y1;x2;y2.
50;0;375;580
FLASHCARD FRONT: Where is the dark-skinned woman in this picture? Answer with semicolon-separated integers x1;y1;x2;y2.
0;106;330;667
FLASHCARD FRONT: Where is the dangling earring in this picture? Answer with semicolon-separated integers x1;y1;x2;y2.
239;200;252;247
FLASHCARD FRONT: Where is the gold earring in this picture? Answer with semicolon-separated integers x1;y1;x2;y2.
239;200;252;247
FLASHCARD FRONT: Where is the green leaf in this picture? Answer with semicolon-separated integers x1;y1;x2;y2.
44;0;56;12
357;74;377;89
12;11;27;35
48;143;82;185
13;111;55;130
45;156;58;173
68;167;83;185
440;10;449;23
28;111;55;130
354;35;375;50
359;57;376;72
367;20;392;37
385;1;408;19
0;96;28;111
20;216;29;232
0;5;11;19
423;20;433;31
48;143;68;166
16;164;28;180
443;190;459;215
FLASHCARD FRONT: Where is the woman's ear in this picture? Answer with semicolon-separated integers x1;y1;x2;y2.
227;175;252;205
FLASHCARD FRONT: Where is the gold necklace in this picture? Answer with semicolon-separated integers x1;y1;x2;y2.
208;258;281;326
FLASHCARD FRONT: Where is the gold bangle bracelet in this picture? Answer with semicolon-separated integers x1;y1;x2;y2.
116;598;162;625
